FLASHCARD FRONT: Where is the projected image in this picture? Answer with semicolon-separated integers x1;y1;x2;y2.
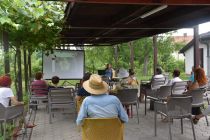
43;50;84;79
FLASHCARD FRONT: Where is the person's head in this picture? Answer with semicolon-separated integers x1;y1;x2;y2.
35;72;43;80
83;74;108;95
156;68;162;75
51;76;60;85
106;63;112;69
194;68;208;86
0;75;12;87
173;69;180;78
83;72;92;82
129;69;135;76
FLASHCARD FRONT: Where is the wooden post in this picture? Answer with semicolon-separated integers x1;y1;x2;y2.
194;26;200;68
17;47;23;101
24;48;28;92
129;41;134;69
28;50;32;80
2;31;10;74
153;35;158;75
114;45;119;68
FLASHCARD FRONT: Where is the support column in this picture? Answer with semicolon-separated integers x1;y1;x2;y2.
114;45;118;68
2;31;10;74
129;41;134;69
28;50;32;80
24;48;28;92
17;47;23;101
153;35;158;75
194;26;200;68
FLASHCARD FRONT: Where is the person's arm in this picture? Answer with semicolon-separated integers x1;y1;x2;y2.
76;99;88;125
116;98;128;123
10;96;24;106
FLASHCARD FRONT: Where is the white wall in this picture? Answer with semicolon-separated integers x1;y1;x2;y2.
184;42;208;74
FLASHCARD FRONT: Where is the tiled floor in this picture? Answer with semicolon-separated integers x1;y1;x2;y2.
28;103;210;140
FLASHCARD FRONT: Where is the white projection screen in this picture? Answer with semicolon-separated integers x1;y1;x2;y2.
43;50;84;79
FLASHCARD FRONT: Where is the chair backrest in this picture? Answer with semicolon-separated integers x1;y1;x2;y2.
188;88;206;107
151;77;166;90
156;85;172;99
0;103;24;121
0;103;6;120
167;96;192;118
115;89;138;104
82;118;124;140
48;88;75;104
171;81;188;96
30;84;48;95
163;73;169;85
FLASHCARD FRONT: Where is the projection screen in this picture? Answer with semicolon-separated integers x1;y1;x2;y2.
43;50;84;79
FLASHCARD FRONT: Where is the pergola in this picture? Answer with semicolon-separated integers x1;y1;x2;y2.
60;0;210;71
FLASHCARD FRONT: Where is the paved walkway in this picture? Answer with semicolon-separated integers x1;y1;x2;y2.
29;103;210;140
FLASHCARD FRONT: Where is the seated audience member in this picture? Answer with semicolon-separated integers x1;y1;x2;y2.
139;67;164;102
76;74;128;125
0;75;23;107
112;69;138;93
168;69;182;85
128;69;139;86
76;72;92;102
31;72;48;96
48;76;63;89
187;67;208;115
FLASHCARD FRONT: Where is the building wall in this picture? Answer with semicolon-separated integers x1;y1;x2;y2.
184;43;208;74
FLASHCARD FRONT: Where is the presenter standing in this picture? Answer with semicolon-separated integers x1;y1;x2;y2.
104;63;114;80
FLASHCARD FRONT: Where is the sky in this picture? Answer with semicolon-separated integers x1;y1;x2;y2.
173;21;210;36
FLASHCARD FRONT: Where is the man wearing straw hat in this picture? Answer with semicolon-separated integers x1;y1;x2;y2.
76;74;128;125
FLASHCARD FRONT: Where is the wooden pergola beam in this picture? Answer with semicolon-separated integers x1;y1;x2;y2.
66;0;210;5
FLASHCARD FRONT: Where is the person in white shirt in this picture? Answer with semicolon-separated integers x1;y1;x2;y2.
168;69;182;85
0;75;23;107
139;67;164;102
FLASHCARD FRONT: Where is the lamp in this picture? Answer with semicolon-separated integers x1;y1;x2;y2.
140;5;168;19
125;5;168;24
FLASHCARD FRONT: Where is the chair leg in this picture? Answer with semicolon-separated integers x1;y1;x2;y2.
189;116;196;140
154;110;157;136
3;121;6;140
168;117;172;140
145;95;147;115
207;97;210;105
205;115;209;126
181;118;183;134
135;104;139;124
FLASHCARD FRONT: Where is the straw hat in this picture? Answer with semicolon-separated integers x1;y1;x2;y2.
83;74;108;95
118;68;129;78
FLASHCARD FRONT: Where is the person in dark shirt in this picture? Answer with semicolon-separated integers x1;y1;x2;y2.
76;72;92;112
76;72;92;100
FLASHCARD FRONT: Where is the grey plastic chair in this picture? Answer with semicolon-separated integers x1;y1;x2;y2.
48;88;76;123
115;89;139;124
188;88;209;126
28;84;48;111
171;81;188;96
145;77;166;115
0;103;24;140
154;96;196;140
